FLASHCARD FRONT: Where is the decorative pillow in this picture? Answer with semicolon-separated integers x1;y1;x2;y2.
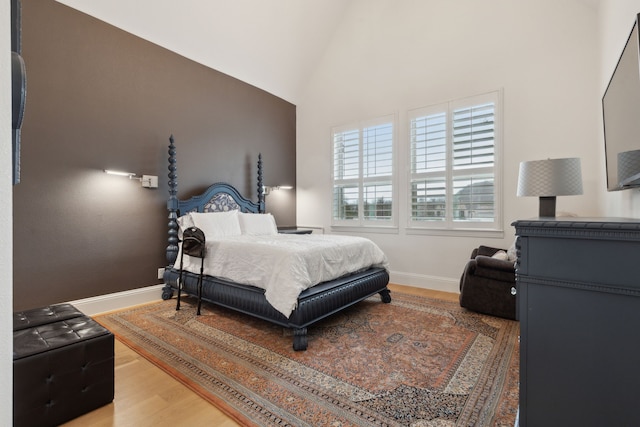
189;210;241;238
239;212;278;236
491;250;509;261
507;239;518;262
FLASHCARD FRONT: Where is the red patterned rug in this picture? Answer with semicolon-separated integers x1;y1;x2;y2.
96;291;519;426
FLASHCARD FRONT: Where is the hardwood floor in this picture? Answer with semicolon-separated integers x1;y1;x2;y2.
62;284;457;427
62;339;239;427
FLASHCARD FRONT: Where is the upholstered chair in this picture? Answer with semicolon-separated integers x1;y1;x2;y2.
459;245;517;320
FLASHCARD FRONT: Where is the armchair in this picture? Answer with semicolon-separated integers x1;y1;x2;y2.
459;245;517;320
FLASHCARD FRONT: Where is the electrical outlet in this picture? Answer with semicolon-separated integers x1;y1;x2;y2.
157;267;165;280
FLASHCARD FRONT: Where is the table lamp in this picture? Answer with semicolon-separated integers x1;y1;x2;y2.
516;157;583;217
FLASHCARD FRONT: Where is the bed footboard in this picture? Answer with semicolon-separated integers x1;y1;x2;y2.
163;267;391;351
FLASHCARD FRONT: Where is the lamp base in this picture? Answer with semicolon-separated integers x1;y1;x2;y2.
539;196;556;217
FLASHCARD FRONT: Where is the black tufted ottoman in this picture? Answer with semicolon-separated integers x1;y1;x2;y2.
13;304;114;427
13;303;85;331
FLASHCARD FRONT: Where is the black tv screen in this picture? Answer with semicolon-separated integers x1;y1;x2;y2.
603;14;640;191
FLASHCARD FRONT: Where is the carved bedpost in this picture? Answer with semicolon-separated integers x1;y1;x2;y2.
257;153;265;213
166;135;179;266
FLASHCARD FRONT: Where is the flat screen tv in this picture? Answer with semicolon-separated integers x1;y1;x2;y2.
603;13;640;191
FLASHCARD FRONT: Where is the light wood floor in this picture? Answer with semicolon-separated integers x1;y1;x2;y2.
62;284;458;427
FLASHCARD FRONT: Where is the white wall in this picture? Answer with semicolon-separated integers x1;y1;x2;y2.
297;0;601;291
1;1;14;423
599;0;640;216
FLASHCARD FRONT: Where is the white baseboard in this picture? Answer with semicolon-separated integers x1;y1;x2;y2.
389;270;460;294
66;284;166;316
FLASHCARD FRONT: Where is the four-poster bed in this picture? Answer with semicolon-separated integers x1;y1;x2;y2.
161;136;391;351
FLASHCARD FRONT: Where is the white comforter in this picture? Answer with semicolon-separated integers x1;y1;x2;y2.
177;234;388;318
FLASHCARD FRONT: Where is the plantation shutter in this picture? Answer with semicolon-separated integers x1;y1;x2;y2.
451;102;495;221
333;129;360;220
332;117;395;225
408;91;500;229
333;129;359;180
410;111;447;221
363;123;393;221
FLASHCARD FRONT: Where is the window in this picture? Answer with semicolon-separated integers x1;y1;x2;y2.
409;91;501;231
332;116;395;227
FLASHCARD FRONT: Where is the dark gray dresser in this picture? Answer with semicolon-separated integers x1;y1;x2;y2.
513;218;640;427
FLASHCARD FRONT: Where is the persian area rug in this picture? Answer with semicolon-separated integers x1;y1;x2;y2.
96;292;519;427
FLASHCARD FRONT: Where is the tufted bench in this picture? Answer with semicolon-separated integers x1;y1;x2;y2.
13;303;85;331
13;304;114;427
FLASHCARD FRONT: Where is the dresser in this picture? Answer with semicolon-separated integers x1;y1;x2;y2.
513;218;640;427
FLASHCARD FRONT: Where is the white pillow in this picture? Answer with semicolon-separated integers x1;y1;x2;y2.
176;213;195;239
239;212;278;236
491;250;509;261
189;210;241;238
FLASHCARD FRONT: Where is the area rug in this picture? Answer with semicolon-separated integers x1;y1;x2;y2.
96;291;519;426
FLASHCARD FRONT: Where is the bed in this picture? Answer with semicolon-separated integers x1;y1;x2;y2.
161;136;391;351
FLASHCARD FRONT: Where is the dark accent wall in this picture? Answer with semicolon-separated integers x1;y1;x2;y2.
13;0;296;310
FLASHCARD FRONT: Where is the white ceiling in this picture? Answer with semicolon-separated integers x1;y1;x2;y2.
55;0;352;104
54;0;601;105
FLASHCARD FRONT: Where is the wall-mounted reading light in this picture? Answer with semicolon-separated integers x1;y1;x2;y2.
263;185;293;196
104;169;158;189
104;169;135;178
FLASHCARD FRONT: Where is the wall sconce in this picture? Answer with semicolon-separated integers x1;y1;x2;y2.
104;169;158;188
516;157;583;217
263;185;293;196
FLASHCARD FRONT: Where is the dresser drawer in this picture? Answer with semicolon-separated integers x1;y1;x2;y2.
517;235;640;290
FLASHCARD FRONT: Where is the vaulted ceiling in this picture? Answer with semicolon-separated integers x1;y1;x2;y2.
54;0;601;105
55;0;352;104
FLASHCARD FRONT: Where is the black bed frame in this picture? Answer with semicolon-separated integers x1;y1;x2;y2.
160;136;391;350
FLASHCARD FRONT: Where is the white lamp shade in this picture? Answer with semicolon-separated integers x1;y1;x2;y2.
517;158;583;197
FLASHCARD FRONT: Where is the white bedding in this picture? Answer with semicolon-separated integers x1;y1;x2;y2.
176;233;388;318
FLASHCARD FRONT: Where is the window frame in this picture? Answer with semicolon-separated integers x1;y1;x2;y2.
407;91;503;235
331;114;398;229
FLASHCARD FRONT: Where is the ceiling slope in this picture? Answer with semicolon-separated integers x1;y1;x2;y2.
55;0;351;104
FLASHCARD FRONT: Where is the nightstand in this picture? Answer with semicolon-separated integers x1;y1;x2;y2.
277;227;313;235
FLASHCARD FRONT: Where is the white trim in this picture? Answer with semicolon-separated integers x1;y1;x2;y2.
331;225;399;234
66;284;165;316
389;270;460;294
1;2;13;424
405;227;505;239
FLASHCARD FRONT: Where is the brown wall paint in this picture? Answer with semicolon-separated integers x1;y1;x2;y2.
13;1;296;310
